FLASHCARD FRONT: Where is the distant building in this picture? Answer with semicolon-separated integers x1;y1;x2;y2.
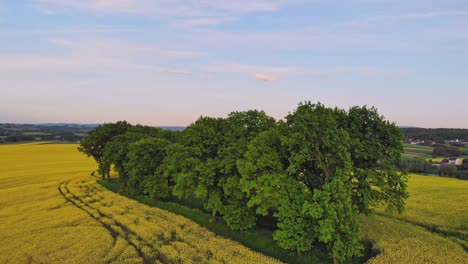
440;158;462;166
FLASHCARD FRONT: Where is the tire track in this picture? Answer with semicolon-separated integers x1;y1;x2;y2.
59;181;168;264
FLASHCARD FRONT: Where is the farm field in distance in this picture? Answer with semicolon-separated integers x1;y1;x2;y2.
0;143;467;263
403;143;468;161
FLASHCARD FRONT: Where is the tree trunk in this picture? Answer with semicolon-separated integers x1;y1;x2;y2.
106;172;111;182
211;213;217;223
297;251;302;256
333;256;339;264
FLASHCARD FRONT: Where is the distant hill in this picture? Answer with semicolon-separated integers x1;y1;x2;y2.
159;126;185;131
37;123;100;128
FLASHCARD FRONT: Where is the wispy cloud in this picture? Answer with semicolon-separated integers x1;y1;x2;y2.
345;10;468;25
181;27;405;51
207;63;380;81
174;17;238;27
251;73;279;82
48;38;203;59
35;0;291;17
1;38;196;77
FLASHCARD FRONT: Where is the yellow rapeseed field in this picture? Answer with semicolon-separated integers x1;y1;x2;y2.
0;143;281;264
363;174;468;263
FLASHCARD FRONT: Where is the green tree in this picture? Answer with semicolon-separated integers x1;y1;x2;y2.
169;116;226;222
78;121;131;181
102;126;173;190
340;106;408;214
103;132;149;189
218;110;276;230
125;137;171;199
240;102;364;261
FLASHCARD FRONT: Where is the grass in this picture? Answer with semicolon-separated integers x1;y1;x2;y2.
403;144;434;159
0;143;280;264
403;144;434;150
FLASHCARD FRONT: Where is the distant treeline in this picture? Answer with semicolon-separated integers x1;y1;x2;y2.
397;157;468;179
79;102;408;263
401;128;468;142
0;123;185;143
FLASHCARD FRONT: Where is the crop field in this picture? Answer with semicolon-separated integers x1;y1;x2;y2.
0;144;280;264
363;174;468;263
0;144;467;264
403;144;434;159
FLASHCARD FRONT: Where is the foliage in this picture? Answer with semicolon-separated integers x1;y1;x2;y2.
340;106;408;214
125;137;171;198
438;164;458;177
217;110;276;230
433;145;461;157
168;116;227;222
78;121;131;180
77;102;409;262
397;157;436;174
103;132;150;188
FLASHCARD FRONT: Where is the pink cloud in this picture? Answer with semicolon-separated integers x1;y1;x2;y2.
251;73;279;82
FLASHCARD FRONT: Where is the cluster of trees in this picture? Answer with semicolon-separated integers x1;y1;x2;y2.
439;160;468;180
79;102;409;263
398;158;437;174
433;144;461;157
401;128;468;142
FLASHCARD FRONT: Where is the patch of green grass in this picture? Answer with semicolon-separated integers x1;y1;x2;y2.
403;144;433;150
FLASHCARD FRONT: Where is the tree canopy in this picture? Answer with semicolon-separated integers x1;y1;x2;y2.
78;102;408;263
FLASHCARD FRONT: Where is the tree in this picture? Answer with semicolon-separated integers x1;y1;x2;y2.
462;159;468;170
217;110;276;230
398;158;435;174
78;121;131;181
439;164;457;177
102;126;172;189
240;102;364;261
283;102;362;261
168;116;226;223
339;106;408;214
103;132;149;189
433;146;461;157
125;137;171;199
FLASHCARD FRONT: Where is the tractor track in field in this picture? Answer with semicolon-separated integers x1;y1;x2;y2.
58;181;168;264
375;212;468;251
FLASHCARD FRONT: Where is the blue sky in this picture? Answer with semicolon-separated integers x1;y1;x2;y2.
1;0;467;128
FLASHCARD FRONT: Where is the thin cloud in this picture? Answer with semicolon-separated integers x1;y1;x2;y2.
35;0;291;17
48;38;203;59
251;73;279;82
175;17;237;27
135;65;192;75
2;38;196;77
346;10;468;25
207;63;381;81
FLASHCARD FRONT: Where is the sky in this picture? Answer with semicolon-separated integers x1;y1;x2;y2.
1;0;467;128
